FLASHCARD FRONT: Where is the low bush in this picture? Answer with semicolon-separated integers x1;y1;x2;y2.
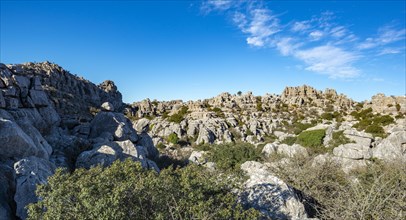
296;129;325;148
209;143;262;171
329;130;353;148
166;133;179;145
28;160;260;219
168;106;189;123
281;136;297;146
271;155;406;220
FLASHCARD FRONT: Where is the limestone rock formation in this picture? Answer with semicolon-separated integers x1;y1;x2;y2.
0;62;160;219
14;156;56;219
239;161;308;219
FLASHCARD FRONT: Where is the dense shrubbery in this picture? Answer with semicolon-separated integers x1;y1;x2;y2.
209;143;262;171
329;130;353;148
28;160;260;220
271;156;406;220
209;107;225;118
281;136;297;146
351;108;394;137
296;129;326;148
168;106;189;123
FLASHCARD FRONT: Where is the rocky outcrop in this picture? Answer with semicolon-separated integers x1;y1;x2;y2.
14;156;56;219
239;161;309;219
0;62;160;219
372;131;406;162
262;143;308;158
366;93;406;114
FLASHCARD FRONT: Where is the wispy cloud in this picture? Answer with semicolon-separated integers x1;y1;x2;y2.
294;45;360;78
358;25;406;49
201;0;404;79
233;8;280;47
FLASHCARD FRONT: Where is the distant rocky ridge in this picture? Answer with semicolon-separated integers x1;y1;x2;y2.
0;62;405;220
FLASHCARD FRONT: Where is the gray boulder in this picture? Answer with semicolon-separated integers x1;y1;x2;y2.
188;151;207;165
262;143;308;158
76;141;159;172
101;102;114;112
343;129;373;147
239;161;308;220
0;118;49;159
372;131;406;162
137;132;159;159
134;118;150;133
0;164;15;220
196;127;215;145
333;143;372;160
14;156;56;219
90;111;138;142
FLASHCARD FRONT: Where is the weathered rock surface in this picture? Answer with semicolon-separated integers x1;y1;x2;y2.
14;156;56;219
240;161;308;219
262;143;308;158
90;111;138;142
372;131;406;162
333;143;372;160
0;62;160;219
0;118;49;159
76;140;159;172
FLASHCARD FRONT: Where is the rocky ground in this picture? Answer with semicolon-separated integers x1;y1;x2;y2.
1;62;405;219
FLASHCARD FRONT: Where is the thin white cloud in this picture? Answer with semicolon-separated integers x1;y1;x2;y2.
202;0;233;11
234;8;280;47
358;25;406;50
275;37;302;56
294;45;360;78
201;0;404;79
309;30;324;41
291;21;311;32
377;47;403;55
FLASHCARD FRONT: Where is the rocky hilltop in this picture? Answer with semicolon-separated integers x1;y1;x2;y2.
0;62;159;219
1;62;405;219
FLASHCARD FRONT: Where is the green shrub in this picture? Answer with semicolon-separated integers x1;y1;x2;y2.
209;143;262;171
166;133;179;145
321;112;334;120
329;131;353;148
168;106;189;123
281;136;297;146
270;156;406;220
256;97;263;112
156;142;166;150
297;129;326;148
28;160;260;219
209;107;225;118
365;125;385;138
396;103;401;111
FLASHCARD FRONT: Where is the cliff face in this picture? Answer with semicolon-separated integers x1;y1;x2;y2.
3;62;123;124
0;62;158;219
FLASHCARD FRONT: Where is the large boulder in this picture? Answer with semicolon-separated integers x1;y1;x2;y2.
313;154;368;174
136;133;159;159
196;127;215;145
0;164;15;220
372;131;406;162
89;111;138;142
14;156;56;219
262;143;308;158
239;161;308;219
76;140;159;172
343;129;373;147
0;118;49;159
333;143;372;160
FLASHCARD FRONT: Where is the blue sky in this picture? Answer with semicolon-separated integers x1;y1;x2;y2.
1;0;405;103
